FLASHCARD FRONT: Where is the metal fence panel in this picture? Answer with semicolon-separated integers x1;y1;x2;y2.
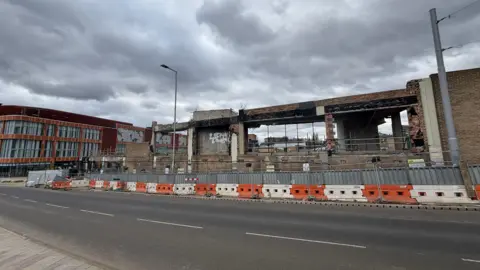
322;170;362;185
468;165;480;185
290;172;311;185
196;173;217;184
377;168;409;185
408;166;463;185
263;172;291;185
216;173;238;184
238;172;263;185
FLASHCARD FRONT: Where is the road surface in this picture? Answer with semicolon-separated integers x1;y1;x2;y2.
1;186;480;270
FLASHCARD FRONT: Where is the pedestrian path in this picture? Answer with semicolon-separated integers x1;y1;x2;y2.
0;227;101;269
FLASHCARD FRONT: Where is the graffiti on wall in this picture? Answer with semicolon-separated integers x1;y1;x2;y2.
407;106;425;152
117;128;144;143
154;133;187;154
155;133;171;145
209;132;229;144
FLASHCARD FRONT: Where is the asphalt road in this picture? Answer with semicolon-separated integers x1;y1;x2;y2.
1;186;480;270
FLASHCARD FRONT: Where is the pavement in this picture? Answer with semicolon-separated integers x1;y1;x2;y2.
0;226;101;269
1;186;480;270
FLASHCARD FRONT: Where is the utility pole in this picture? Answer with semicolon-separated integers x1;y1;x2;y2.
429;8;460;166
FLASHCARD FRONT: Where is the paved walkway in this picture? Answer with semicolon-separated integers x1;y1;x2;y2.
0;227;101;269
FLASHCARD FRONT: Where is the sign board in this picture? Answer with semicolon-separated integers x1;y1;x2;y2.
408;159;426;168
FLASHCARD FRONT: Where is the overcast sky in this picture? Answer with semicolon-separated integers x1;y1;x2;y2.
1;0;480;142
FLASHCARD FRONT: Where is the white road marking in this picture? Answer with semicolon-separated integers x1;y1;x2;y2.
45;203;69;209
0;193;6;196
245;232;367;249
11;196;19;199
80;209;114;217
462;258;480;263
137;218;203;229
24;199;38;203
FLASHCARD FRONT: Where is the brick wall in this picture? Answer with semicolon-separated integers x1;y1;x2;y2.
430;68;480;164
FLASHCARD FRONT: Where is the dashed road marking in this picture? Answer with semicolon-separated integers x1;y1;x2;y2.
24;199;38;203
11;196;19;199
137;218;203;229
45;203;69;209
245;232;367;249
0;193;6;196
462;258;480;263
80;209;114;217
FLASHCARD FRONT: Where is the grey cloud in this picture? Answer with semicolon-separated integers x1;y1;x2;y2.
22;80;116;101
196;0;276;46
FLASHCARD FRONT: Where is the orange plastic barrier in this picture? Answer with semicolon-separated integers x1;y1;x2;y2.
89;180;96;189
136;182;147;193
475;185;480;199
362;184;416;204
291;184;327;200
102;180;110;190
195;184;216;196
156;184;174;195
237;184;263;198
52;180;72;190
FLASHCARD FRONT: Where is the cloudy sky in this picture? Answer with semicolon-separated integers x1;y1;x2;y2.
1;0;480;142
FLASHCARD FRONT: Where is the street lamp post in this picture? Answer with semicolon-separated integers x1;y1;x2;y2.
161;64;178;173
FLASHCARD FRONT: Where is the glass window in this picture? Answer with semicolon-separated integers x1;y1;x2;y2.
0;121;3;134
116;144;126;154
0;139;41;158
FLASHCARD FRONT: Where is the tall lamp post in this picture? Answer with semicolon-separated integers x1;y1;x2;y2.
161;64;178;172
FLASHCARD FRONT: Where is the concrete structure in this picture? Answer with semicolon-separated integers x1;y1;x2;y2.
151;67;480;175
0;105;151;176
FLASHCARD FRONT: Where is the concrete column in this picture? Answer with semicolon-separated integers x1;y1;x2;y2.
231;133;238;170
336;120;345;151
238;122;245;155
187;127;194;164
391;112;404;151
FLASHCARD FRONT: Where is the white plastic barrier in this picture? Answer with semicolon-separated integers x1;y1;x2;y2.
94;180;104;189
126;182;137;192
324;185;367;202
146;183;157;193
410;185;474;204
71;180;89;187
174;183;196;195
262;184;293;199
109;181;122;191
216;184;239;197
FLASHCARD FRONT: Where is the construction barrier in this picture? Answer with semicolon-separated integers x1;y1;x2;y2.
237;184;263;198
146;183;157;193
126;182;137;192
136;182;147;193
262;184;293;199
174;183;195;195
52;180;72;190
324;185;367;202
410;185;474;204
85;178;478;205
216;184;239;197
362;185;416;204
195;183;216;196
156;183;174;195
71;179;89;188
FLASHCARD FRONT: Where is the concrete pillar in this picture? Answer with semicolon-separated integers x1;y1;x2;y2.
419;78;444;165
336;120;345;151
187;127;194;163
391;112;403;151
238;122;245;155
231;133;238;170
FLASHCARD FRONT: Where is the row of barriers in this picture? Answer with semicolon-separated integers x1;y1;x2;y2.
83;179;480;205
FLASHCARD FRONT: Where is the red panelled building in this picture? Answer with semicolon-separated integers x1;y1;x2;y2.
0;105;151;176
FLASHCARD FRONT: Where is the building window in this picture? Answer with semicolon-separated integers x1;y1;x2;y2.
46;124;55;137
45;141;53;157
82;128;100;140
0;139;41;158
3;121;43;136
0;121;3;134
80;142;99;157
55;141;79;157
